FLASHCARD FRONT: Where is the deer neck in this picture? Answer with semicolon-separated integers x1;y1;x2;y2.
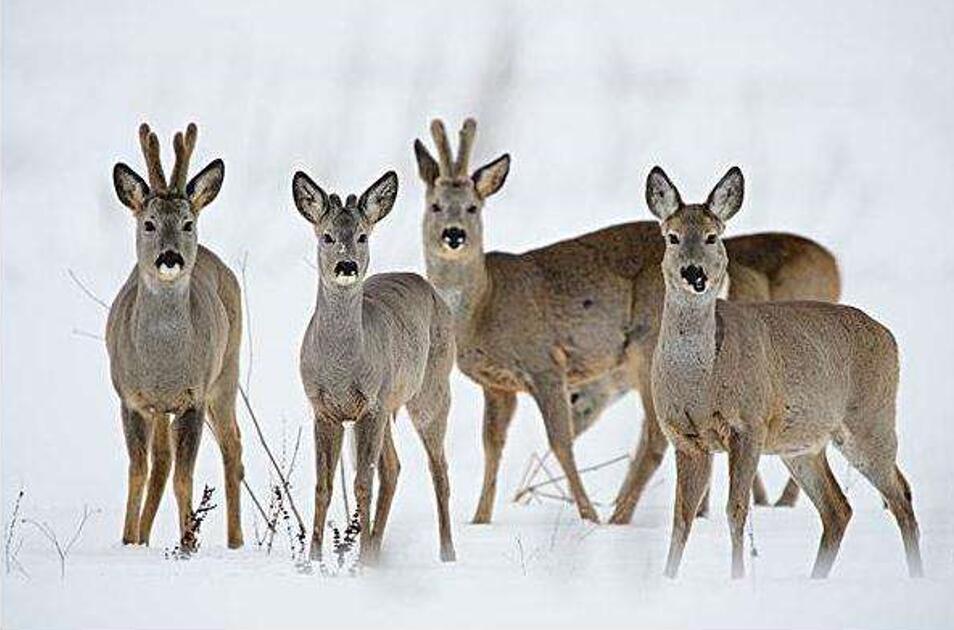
658;286;719;378
425;247;489;328
314;278;365;368
133;270;194;341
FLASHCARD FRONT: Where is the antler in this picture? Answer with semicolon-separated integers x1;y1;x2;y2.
430;119;454;178
170;123;198;192
138;123;167;191
454;118;477;176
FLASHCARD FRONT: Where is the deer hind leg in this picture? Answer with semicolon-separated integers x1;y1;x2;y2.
121;405;149;545
171;409;203;552
310;416;343;561
473;387;517;524
773;477;801;507
726;429;762;579
353;411;388;565
781;450;852;578
368;420;400;560
208;395;245;549
408;382;456;562
610;381;668;525
138;413;172;545
664;448;712;578
532;373;599;523
835;420;923;577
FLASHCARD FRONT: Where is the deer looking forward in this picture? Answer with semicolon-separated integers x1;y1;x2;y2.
108;123;244;550
649;166;922;579
294;170;456;564
415;118;840;524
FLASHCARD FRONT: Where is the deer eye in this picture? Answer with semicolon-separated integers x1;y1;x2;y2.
466;205;478;214
667;234;680;245
144;220;156;233
430;204;442;213
322;233;335;244
705;234;717;244
182;221;194;232
357;234;367;243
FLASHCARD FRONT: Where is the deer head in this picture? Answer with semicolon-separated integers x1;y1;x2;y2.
293;170;398;290
414;118;510;260
647;166;744;298
113;123;224;285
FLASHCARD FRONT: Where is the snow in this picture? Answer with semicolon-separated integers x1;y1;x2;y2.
3;1;953;628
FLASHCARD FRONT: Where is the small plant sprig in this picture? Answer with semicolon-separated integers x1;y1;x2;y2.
319;508;361;577
4;488;27;577
165;485;216;560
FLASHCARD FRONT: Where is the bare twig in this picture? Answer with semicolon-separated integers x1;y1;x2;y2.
67;269;108;310
4;489;27;577
22;504;99;578
165;485;217;559
72;328;104;341
513;453;630;504
238;385;308;545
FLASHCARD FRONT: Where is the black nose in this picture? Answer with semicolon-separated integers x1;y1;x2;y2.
441;227;467;249
334;260;359;277
155;250;185;268
680;265;708;293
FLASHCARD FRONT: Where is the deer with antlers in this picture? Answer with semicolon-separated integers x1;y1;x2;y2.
108;123;244;550
415;118;840;524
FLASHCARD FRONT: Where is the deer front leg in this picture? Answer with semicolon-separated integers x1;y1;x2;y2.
532;374;599;523
353;410;388;565
473;387;517;524
727;429;761;579
139;412;172;545
121;404;149;545
310;416;343;561
172;408;203;552
664;447;712;578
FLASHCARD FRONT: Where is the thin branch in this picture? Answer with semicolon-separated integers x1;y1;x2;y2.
513;453;630;503
67;269;108;310
238;384;307;538
72;328;104;341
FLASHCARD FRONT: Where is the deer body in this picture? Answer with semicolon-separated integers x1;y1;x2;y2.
415;118;839;524
294;171;456;564
107;123;244;550
648;166;921;579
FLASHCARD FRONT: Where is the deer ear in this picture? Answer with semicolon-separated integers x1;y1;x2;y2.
292;171;328;224
113;163;149;212
646;167;681;220
472;154;510;199
186;159;224;212
414;139;439;187
359;171;399;225
707;166;744;221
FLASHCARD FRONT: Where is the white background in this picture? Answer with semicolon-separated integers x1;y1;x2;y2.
2;1;953;628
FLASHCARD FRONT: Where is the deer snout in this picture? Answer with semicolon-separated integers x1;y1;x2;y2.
333;260;360;285
680;264;708;293
441;226;467;250
155;250;185;281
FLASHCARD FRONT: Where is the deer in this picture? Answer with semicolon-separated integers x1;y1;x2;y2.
414;118;840;525
293;169;457;564
108;122;244;551
648;165;922;579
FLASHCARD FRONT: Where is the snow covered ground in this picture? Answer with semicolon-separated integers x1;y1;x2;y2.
3;1;954;628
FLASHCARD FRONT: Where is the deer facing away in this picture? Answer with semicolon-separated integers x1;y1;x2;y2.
648;166;922;578
294;170;456;564
108;123;244;550
414;118;839;524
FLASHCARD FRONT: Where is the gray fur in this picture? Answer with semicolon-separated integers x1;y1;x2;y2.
106;123;244;550
650;166;922;579
295;170;456;564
